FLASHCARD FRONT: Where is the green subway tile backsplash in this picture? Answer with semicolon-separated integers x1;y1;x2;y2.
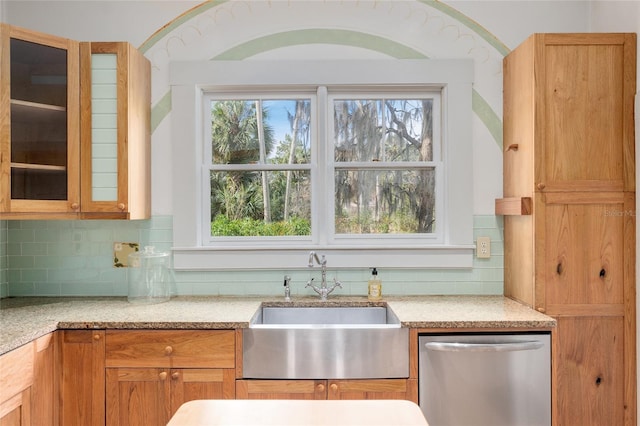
0;215;504;297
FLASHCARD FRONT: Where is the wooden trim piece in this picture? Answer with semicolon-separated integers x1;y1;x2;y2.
408;329;418;380
623;192;637;426
0;24;10;212
543;191;625;205
495;197;532;215
622;33;636;191
235;329;243;379
413;326;554;334
546;304;625;317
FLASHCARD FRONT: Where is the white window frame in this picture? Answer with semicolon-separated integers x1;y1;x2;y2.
202;91;317;248
326;89;444;246
170;60;474;270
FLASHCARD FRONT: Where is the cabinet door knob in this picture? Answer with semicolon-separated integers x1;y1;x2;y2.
171;371;180;380
93;334;101;341
556;263;563;275
117;203;126;211
159;371;168;380
536;183;546;190
165;346;173;355
599;268;606;278
316;383;325;392
71;202;79;210
330;383;338;392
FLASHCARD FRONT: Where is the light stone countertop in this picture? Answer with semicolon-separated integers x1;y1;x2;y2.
0;295;555;355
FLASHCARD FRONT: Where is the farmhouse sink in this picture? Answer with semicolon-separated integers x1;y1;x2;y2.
242;304;409;379
249;305;402;328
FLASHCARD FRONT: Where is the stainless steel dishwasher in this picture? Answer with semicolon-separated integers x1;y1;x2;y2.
419;333;550;426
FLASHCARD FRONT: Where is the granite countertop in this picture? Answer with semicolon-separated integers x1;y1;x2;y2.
0;295;555;355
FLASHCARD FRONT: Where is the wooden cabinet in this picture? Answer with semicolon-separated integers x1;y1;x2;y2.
59;330;105;426
105;330;235;426
31;334;56;426
0;342;34;426
499;33;636;426
0;24;150;220
0;23;80;218
236;379;412;401
79;42;150;219
0;334;55;426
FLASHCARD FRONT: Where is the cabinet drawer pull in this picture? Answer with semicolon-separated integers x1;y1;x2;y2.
159;371;168;380
330;383;338;392
316;383;325;392
93;334;101;341
165;346;173;355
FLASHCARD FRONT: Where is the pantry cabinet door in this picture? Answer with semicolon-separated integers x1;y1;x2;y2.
535;33;635;193
541;192;625;312
554;316;625;426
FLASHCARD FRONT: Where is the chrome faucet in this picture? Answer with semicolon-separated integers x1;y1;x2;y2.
306;251;342;301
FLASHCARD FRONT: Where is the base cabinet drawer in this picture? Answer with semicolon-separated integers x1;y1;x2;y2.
105;330;235;368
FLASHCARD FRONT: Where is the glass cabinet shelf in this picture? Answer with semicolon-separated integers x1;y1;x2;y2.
10;99;67;121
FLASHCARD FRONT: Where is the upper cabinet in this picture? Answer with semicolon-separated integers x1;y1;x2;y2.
501;33;636;198
0;24;150;220
79;42;151;220
0;24;81;218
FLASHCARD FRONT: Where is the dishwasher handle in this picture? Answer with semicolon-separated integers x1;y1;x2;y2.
424;340;544;353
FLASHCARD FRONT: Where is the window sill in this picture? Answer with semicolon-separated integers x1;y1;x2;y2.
172;246;474;270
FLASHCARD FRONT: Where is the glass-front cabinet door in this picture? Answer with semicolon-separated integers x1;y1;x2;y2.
0;24;80;217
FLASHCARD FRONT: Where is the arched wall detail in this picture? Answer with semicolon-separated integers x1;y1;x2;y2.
144;1;507;150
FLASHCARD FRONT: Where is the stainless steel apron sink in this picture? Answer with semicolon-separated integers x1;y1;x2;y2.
242;304;409;379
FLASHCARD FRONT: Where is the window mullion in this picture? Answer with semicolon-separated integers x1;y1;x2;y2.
316;85;329;245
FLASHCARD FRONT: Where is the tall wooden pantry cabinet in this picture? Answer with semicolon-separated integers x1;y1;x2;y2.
498;33;636;426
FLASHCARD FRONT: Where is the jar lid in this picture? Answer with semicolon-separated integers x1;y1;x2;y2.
128;246;169;259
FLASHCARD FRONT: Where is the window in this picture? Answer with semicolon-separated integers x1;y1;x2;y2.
329;92;442;244
170;60;474;269
204;96;314;242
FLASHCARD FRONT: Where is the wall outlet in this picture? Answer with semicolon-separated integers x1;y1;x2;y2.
476;236;491;259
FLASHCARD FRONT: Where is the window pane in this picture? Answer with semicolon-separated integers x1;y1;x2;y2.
210;170;311;236
210;99;311;165
333;99;433;162
335;168;435;234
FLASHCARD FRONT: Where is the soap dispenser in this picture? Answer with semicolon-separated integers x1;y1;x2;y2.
368;268;382;301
